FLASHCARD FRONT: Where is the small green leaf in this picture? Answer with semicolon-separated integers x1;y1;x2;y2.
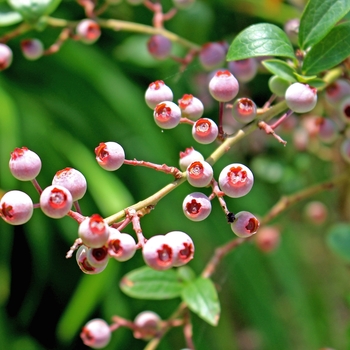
299;0;350;49
0;3;22;26
176;266;196;283
327;223;350;261
227;23;296;61
293;73;317;82
302;22;350;75
181;277;220;326
120;266;184;300
262;59;297;82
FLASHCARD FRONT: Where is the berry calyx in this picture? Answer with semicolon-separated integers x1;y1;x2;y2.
165;231;194;266
145;80;173;109
192;118;218;144
208;70;239;102
9;147;42;181
179;147;204;171
78;214;110;248
95;142;125;171
182;192;212;221
186;160;213;188
153;101;181;129
231;211;260;238
285;82;317;113
40;185;73;218
142;235;174;270
87;246;110;268
81;318;111;349
231;98;257;124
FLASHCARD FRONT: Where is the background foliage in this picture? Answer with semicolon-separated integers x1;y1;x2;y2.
1;0;350;349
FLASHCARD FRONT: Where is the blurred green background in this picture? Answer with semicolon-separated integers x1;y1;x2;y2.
1;0;350;349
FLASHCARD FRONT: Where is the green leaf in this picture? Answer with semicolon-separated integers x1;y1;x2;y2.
302;22;350;75
327;223;350;261
227;23;296;61
181;277;220;326
0;3;22;26
299;0;350;49
120;266;184;300
262;59;297;82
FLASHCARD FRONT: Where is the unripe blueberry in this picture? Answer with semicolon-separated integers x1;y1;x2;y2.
198;42;226;71
218;163;254;198
338;96;350;124
145;80;173;109
186;160;213;188
81;318;111;349
325;79;350;105
0;190;33;225
21;39;44;60
340;137;350;163
232;98;257;124
87;246;109;268
285;83;317;113
179;147;204;171
268;75;290;97
208;70;239;102
76;245;108;274
178;94;204;120
192;118;218;144
95;142;125;171
314;117;338;144
133;311;161;340
255;226;280;253
40;185;73;218
153;101;181;129
231;211;260;238
76;19;101;44
142;235;174;270
165;231;194;266
182;192;212;221
108;228;137;262
0;43;13;71
52;167;87;201
228;58;258;83
9;147;42;181
147;35;172;60
78;214;110;248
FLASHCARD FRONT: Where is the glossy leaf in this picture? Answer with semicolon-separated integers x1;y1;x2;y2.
0;3;22;26
327;223;350;261
302;22;350;75
299;0;350;49
120;266;184;299
181;277;220;326
262;59;297;82
227;23;296;61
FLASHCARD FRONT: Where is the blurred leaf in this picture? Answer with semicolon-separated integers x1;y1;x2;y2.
299;0;350;49
0;3;22;26
227;23;296;61
181;277;220;326
262;59;297;82
327;223;350;261
120;266;184;299
302;22;350;75
293;73;326;89
176;265;196;283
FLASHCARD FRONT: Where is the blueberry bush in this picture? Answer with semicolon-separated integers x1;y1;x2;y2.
1;0;350;349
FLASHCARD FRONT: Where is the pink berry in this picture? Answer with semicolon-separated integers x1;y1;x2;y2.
182;192;212;221
338;96;350;124
218;163;254;198
232;98;257;124
192;118;218;144
52;167;87;201
81;318;111;348
198;42;226;71
228;58;258;83
284;18;300;45
231;211;260;238
40;185;73;218
165;231;194;266
76;19;101;44
304;201;328;225
179;147;204;171
87;246;110;268
186;160;213;188
78;214;110;248
340;137;350;163
325;79;350;105
153;101;181;129
76;245;108;274
0;190;33;225
314;117;338;144
147;35;172;60
0;43;12;71
21;39;44;60
9;147;42;181
142;235;174;270
95;142;125;171
133;311;161;340
178;94;204;120
255;226;280;253
107;228;137;262
285;83;317;113
208;70;239;102
145;80;173;109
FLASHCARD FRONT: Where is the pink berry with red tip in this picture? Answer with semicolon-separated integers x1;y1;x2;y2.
0;43;12;71
81;318;111;348
179;147;204;171
231;211;260;238
78;214;110;248
208;70;239;102
9;147;42;181
147;35;172;60
145;80;173;109
108;228;137;262
76;245;108;274
153;101;181;129
165;231;194;266
133;311;161;340
40;185;73;218
232;98;257;124
142;235;173;270
192;118;218;144
285;83;317;113
178;94;204;120
325;79;350;105
21;39;44;60
183;192;211;221
95;142;125;171
228;58;258;83
186;160;213;188
76;19;101;44
218;163;254;198
0;190;33;225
